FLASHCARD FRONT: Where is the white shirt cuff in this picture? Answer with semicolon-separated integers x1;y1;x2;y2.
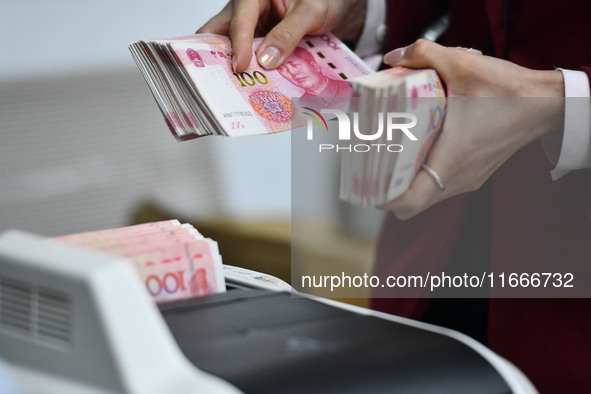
550;69;591;180
355;0;387;70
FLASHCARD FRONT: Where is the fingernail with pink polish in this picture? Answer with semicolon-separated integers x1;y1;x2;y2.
384;47;405;64
258;46;280;69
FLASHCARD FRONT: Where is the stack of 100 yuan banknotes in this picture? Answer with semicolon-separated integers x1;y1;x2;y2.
52;220;225;304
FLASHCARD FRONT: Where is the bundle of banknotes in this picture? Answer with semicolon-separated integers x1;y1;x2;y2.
129;33;373;140
52;220;225;303
339;68;447;206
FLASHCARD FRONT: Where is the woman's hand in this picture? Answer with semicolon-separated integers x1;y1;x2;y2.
197;0;367;72
378;39;565;219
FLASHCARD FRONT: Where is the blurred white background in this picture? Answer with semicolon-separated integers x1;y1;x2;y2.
1;1;223;78
0;0;293;236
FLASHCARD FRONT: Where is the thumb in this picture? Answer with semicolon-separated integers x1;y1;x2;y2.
256;3;323;69
383;39;451;70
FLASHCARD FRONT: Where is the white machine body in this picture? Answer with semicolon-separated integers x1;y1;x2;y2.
0;230;241;394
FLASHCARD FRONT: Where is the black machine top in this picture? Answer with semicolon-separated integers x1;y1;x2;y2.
160;289;511;394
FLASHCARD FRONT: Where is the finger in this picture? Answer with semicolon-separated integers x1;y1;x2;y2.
256;2;326;70
197;2;232;35
229;0;264;72
378;170;441;220
383;39;457;72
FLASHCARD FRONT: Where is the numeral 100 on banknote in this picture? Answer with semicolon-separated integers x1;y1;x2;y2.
233;71;269;87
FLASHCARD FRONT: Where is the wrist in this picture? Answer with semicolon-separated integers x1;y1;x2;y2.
525;71;565;142
520;70;564;97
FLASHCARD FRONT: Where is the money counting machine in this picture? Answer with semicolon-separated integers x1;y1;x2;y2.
0;230;537;393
